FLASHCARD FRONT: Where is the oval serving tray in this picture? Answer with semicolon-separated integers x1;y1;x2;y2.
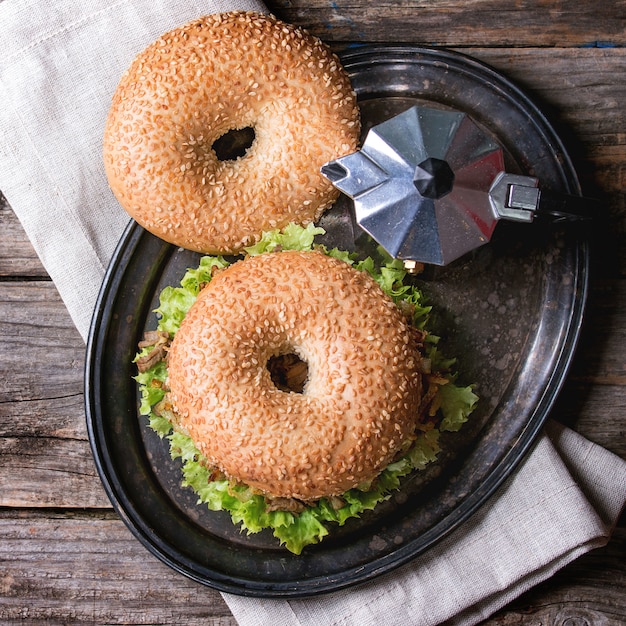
85;46;589;597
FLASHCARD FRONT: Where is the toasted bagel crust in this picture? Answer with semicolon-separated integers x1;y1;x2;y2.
103;12;360;254
167;251;423;500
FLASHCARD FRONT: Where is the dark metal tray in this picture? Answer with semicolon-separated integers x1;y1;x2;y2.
85;46;589;597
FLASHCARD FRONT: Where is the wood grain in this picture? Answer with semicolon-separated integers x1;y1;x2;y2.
0;511;236;625
0;281;83;402
271;0;626;48
0;192;47;278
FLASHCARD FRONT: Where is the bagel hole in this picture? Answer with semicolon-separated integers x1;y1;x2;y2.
212;127;256;161
267;353;308;394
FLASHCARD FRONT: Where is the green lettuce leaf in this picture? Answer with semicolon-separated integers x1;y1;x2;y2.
153;286;197;336
438;383;479;432
244;222;325;255
180;255;229;292
407;429;441;469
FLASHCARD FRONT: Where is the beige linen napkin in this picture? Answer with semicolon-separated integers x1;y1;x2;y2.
0;1;624;625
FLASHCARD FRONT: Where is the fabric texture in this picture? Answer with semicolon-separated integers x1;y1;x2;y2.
0;1;624;625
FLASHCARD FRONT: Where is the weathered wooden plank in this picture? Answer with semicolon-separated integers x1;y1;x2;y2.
0;393;111;507
566;279;626;387
0;281;108;508
0;281;84;402
270;0;626;47
0;393;85;440
466;48;626;170
553;383;626;460
0;511;236;625
0;437;109;508
0;193;47;278
0;510;623;625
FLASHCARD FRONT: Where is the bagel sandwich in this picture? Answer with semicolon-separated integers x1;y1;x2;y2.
135;224;478;554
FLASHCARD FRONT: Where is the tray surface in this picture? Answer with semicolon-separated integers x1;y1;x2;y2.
85;46;588;597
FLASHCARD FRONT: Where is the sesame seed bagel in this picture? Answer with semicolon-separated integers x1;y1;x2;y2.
103;12;360;254
166;250;423;501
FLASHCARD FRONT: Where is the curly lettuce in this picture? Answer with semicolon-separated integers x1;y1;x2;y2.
135;224;478;554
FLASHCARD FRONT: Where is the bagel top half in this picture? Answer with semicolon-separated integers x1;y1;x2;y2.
166;250;424;501
103;11;360;254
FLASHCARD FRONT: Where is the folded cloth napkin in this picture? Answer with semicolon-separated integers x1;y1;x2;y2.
0;1;624;625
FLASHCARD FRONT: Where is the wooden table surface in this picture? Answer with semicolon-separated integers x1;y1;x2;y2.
1;1;625;623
